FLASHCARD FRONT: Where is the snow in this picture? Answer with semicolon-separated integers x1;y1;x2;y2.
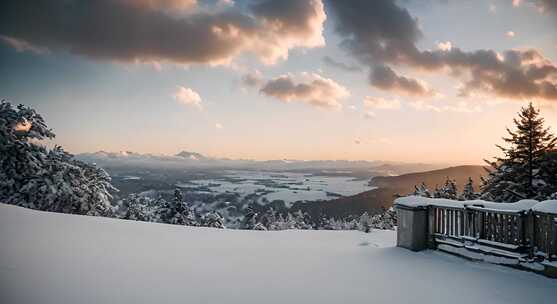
1;203;557;304
395;196;544;212
531;200;557;214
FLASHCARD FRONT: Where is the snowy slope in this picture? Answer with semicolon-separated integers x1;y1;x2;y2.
1;203;556;304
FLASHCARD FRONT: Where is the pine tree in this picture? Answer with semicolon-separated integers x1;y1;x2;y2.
202;211;225;229
0;101;117;215
433;178;457;199
123;194;152;222
242;206;263;230
444;178;458;200
358;212;372;233
261;207;278;230
459;177;478;200
482;102;557;201
412;182;431;197
161;189;197;225
293;210;312;229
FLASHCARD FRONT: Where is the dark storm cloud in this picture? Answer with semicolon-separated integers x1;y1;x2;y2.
327;0;557;100
0;0;326;65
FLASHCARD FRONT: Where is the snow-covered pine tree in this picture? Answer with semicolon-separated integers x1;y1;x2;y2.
241;206;264;230
539;151;557;199
161;189;197;225
482;102;557;201
0;101;117;215
253;222;268;230
261;207;278;230
284;213;297;229
433;178;457;199
123;194;153;222
293;210;312;229
201;211;225;229
459;177;478;200
412;182;431;197
358;212;372;233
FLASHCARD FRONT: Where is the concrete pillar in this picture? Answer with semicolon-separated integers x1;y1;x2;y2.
396;205;428;251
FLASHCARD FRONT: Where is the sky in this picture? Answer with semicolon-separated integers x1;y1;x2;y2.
1;0;557;165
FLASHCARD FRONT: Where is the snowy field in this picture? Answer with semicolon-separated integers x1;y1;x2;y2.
1;203;556;304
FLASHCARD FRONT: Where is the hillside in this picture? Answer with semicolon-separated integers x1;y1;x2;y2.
1;203;556;304
296;165;487;218
370;165;487;193
293;187;395;218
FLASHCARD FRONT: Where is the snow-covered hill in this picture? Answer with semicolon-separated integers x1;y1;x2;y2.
1;203;556;304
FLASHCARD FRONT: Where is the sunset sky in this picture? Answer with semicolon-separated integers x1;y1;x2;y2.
1;0;557;164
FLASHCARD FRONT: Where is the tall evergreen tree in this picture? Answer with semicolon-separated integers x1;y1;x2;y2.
482;102;557;201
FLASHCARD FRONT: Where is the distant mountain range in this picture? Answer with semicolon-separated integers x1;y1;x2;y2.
76;150;448;174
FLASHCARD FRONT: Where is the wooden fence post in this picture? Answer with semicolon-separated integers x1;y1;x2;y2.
524;211;534;257
427;206;436;249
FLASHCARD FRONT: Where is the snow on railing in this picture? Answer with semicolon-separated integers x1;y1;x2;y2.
394;196;557;262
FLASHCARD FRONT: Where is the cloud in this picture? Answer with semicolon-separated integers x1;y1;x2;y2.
409;100;481;113
437;41;452;52
513;0;557;13
260;73;350;109
323;56;362;72
363;111;376;119
532;0;557;13
0;0;326;66
489;3;497;13
328;0;557;101
174;86;202;109
0;35;48;54
370;66;436;96
506;31;516;38
363;96;401;110
126;0;198;11
241;70;264;87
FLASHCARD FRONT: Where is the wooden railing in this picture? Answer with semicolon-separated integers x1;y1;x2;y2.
428;205;556;261
533;211;557;260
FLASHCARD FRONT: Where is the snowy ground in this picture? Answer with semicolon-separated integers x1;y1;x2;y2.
1;203;556;304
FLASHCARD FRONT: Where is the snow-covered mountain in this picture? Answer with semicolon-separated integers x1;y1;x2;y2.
175;150;211;161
